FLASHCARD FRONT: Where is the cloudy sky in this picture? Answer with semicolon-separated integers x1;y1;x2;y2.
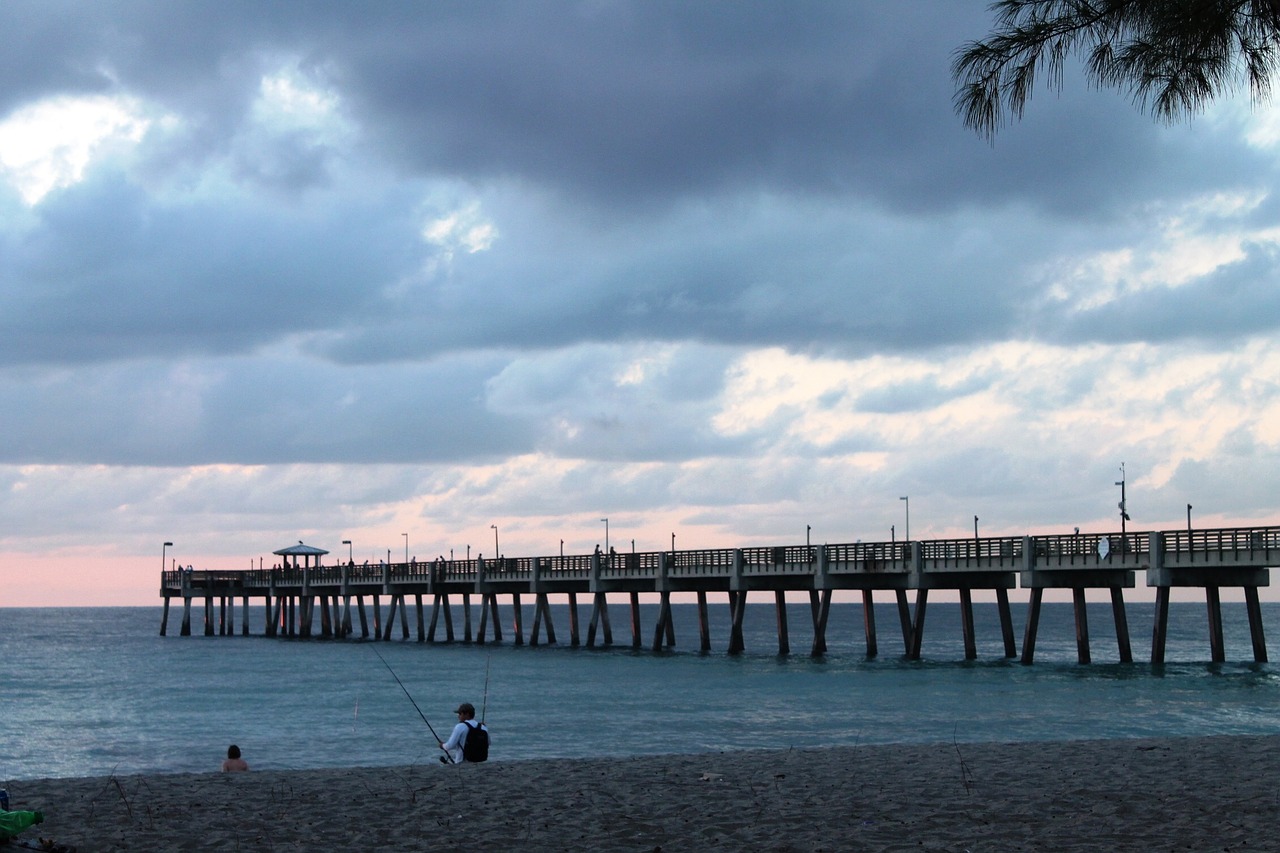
3;2;1279;606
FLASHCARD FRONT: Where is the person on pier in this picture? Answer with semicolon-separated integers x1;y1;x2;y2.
439;703;488;764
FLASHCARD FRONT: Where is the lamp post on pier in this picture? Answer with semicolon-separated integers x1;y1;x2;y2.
1187;504;1193;536
1115;463;1129;535
162;541;173;574
402;533;408;564
491;524;499;558
600;518;609;553
900;496;910;542
342;540;352;564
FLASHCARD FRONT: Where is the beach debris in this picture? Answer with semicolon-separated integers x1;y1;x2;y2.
0;809;45;840
12;839;76;853
698;772;723;782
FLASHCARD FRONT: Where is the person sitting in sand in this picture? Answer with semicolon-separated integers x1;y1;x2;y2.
439;703;488;764
221;744;249;772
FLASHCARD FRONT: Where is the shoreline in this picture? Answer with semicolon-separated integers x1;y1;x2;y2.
5;734;1277;851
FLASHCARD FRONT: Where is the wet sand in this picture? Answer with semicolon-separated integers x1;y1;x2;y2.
4;735;1276;851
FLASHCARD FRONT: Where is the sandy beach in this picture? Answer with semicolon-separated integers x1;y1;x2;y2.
4;735;1276;852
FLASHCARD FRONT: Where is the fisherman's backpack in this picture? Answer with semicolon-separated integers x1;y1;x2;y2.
461;721;489;762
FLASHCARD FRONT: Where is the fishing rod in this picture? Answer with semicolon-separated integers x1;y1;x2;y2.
371;645;445;743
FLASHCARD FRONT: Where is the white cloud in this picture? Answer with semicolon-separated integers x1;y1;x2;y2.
423;200;498;256
0;95;151;204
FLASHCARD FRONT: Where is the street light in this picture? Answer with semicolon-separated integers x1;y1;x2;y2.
974;515;979;540
491;524;499;557
162;541;173;574
342;540;352;564
900;496;910;542
1187;503;1193;536
600;518;609;553
402;533;408;564
1115;463;1130;534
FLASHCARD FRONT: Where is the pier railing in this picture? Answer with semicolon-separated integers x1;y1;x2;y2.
162;524;1280;597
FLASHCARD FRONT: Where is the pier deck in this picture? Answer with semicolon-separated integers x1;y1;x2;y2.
160;525;1278;663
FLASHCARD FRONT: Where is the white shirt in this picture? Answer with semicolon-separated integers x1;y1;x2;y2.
441;719;488;764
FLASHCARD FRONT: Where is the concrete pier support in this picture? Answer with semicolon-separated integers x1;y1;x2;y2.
1111;588;1133;663
160;598;170;636
697;591;711;652
568;592;581;646
427;594;442;641
895;590;912;654
476;593;490;643
996;588;1016;657
652;591;673;651
586;592;613;647
727;591;747;655
628;592;641;649
650;554;674;652
908;590;928;660
959;589;976;660
488;595;503;642
1072;588;1091;664
809;589;831;657
531;593;557;646
511;593;524;645
1021;588;1043;665
324;595;337;637
773;590;789;655
862;590;877;659
1206;586;1225;663
1245;587;1268;662
1152;586;1171;664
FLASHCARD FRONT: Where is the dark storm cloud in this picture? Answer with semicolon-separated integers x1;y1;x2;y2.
4;1;1257;216
0;171;426;365
1;0;1277;471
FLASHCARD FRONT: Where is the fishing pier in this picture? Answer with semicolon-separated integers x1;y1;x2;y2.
159;525;1279;664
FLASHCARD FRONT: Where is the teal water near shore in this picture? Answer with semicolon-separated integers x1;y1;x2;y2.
2;601;1277;780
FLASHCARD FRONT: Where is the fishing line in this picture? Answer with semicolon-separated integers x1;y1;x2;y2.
481;652;492;723
371;645;445;744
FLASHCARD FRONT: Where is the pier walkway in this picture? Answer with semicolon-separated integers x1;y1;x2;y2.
159;525;1278;664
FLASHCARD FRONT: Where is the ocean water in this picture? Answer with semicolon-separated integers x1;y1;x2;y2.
1;600;1278;781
